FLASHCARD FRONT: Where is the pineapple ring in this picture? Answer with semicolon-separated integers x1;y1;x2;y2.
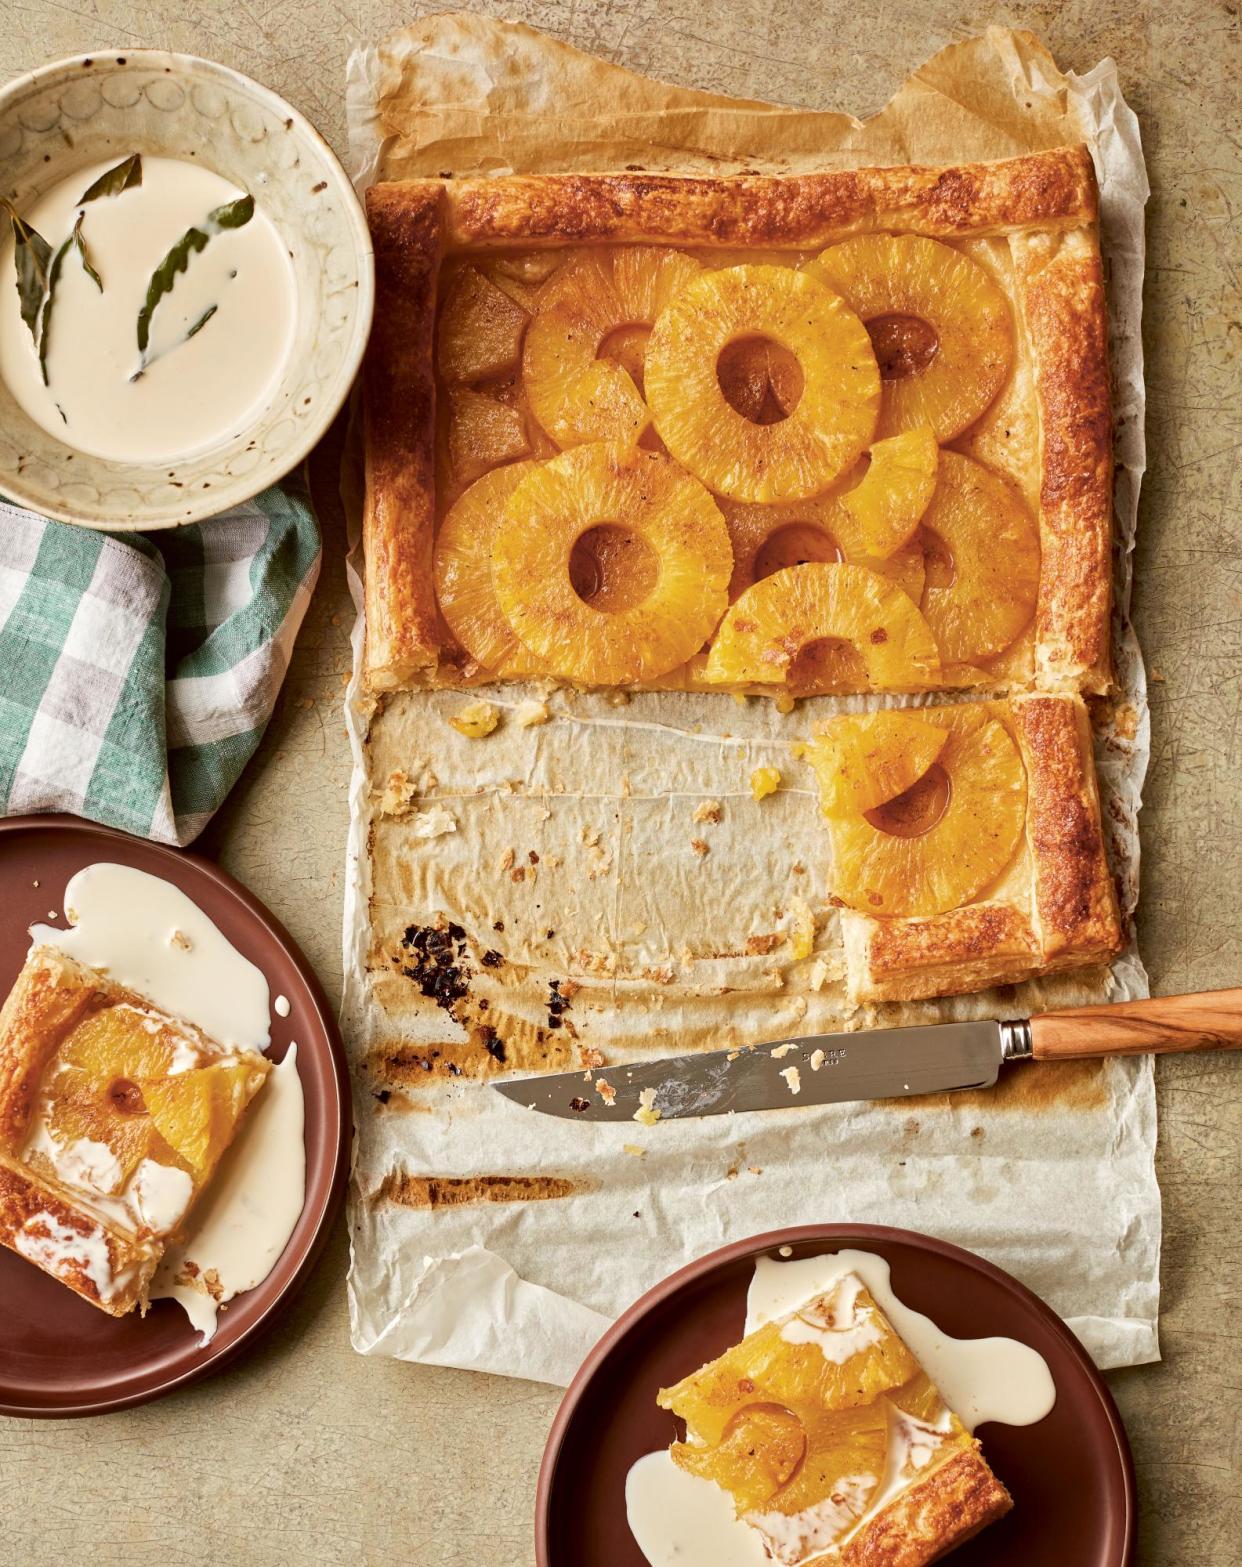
803;711;950;818
840;426;939;558
811;236;1013;441
719;494;925;604
704;562;941;693
920;451;1040;665
523;247;703;449
491;443;732;685
434;461;546;676
645;265;881;503
828;711;1027;917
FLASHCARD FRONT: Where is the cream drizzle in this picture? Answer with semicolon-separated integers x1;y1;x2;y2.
151;1046;305;1343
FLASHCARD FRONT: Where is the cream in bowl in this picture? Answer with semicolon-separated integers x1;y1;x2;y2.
0;51;373;530
2;154;295;465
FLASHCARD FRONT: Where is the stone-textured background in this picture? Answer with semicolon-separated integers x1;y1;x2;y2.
2;3;1239;1562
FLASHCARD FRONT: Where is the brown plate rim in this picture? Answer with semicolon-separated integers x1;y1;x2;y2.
536;1222;1136;1566
0;813;350;1419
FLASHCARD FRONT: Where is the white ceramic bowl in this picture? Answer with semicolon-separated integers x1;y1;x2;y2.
0;51;373;530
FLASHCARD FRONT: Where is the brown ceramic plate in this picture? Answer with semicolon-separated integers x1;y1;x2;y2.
538;1224;1135;1566
0;815;349;1417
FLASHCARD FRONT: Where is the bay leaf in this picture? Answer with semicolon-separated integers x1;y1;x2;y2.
78;153;142;203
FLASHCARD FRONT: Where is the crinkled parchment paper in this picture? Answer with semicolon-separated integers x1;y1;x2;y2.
341;17;1156;1384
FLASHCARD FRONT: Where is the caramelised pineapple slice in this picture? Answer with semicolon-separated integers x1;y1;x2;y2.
445;386;532;489
826;707;1028;917
920;451;1040;667
645;265;880;502
720;495;925;604
812;235;1013;441
437;264;529;383
491;443;731;685
523;247;702;448
840;426;939;558
139;1058;268;1181
804;710;949;818
704;563;940;694
434;461;545;676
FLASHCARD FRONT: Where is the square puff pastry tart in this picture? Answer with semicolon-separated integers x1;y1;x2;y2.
805;693;1122;1002
361;146;1113;700
0;947;268;1315
658;1270;1012;1563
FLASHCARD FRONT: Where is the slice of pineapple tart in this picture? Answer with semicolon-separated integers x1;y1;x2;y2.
811;235;1013;442
644;265;881;502
659;1272;1011;1564
490;443;732;685
705;562;941;694
809;706;1028;917
523;247;703;448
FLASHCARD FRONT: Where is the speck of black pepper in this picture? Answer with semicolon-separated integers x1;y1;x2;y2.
493;920;505;932
374;1089;391;1104
569;1096;590;1113
481;949;503;968
546;929;556;939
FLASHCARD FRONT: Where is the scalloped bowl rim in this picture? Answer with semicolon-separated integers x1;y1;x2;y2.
0;50;374;530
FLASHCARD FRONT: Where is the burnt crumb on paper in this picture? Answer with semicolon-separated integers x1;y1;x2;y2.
399;921;470;1011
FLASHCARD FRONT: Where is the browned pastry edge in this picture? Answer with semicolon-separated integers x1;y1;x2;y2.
425;146;1098;250
1012;693;1122;961
1015;226;1114;693
818;1445;1013;1567
0;951;95;1149
363;181;446;690
840;693;1121;1002
0;1157;156;1316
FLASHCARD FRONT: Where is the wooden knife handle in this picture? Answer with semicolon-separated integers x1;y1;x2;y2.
1030;988;1242;1061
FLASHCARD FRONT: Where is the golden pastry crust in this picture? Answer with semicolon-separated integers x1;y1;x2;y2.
0;951;94;1150
1013;226;1114;693
361;145;1112;699
0;1161;156;1316
839;694;1122;1003
433;146;1097;251
825;1446;1013;1567
363;182;446;690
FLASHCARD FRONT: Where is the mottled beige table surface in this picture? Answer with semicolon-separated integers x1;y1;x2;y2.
1;3;1239;1563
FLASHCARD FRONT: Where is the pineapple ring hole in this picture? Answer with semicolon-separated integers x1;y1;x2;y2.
107;1078;148;1116
754;523;842;582
569;524;660;614
866;314;940;381
597;323;651;394
919;526;956;591
864;762;952;838
716;335;805;425
788;636;867;695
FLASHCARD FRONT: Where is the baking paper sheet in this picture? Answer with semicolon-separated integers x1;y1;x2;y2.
341;18;1156;1385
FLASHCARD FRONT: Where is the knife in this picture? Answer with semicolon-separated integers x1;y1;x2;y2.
493;989;1242;1121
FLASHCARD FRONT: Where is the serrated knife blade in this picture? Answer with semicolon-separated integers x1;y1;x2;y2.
493;1019;1031;1121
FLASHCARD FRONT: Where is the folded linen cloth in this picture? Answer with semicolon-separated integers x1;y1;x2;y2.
0;482;320;845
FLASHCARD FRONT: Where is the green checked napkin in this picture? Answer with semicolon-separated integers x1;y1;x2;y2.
0;483;320;846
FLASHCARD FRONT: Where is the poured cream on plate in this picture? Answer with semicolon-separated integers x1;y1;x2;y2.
27;861;305;1339
626;1248;1056;1567
0;155;294;463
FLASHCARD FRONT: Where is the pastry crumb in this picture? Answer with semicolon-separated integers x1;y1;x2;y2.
448;699;500;738
750;766;781;800
596;1079;616;1105
633;1088;662;1126
810;1048;826;1071
789;897;816;960
168;928;193;952
623;1143;646;1157
690;838;710;857
515;699;549;727
692;799;723;825
780;1066;802;1096
773;693;797;715
769;1042;796;1059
